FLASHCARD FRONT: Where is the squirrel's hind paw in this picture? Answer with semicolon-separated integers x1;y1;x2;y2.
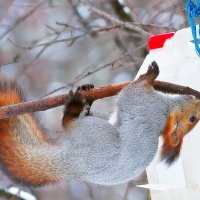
138;61;159;86
147;61;159;78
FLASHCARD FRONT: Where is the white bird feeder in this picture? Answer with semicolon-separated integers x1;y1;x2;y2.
136;26;200;200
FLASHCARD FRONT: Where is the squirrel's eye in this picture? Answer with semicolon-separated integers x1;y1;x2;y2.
189;115;196;123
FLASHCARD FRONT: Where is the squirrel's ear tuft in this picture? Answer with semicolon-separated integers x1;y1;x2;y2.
161;138;182;166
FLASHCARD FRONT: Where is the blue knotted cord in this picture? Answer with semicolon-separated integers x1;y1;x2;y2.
185;0;200;56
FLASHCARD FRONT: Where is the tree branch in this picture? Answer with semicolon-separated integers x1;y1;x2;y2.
0;80;199;119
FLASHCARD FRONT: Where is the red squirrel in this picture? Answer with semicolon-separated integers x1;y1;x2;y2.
0;62;199;186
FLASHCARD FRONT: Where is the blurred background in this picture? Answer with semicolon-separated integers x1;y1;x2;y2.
0;0;188;199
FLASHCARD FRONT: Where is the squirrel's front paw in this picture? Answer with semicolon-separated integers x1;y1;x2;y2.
62;84;94;128
77;84;94;91
65;89;84;114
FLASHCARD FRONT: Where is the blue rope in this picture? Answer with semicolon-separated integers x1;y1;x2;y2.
185;0;200;56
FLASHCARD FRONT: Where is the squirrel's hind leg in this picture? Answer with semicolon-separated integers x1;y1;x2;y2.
62;84;94;128
137;61;159;87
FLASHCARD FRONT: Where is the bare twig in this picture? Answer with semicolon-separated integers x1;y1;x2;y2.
87;4;152;36
0;79;199;119
26;24;121;49
9;23;121;50
0;54;20;67
131;22;176;31
68;0;91;31
41;44;146;97
7;23;121;77
9;24;68;75
0;0;46;40
147;1;180;24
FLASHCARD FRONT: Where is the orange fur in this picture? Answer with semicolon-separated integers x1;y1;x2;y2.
161;100;200;165
0;83;56;186
161;115;184;165
0;121;56;186
62;96;84;128
0;91;22;106
24;114;49;143
162;115;184;147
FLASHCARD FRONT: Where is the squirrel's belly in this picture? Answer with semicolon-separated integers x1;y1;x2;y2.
83;165;146;185
81;152;156;185
82;142;158;185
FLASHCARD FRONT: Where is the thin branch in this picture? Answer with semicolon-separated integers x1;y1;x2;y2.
131;22;176;31
68;0;91;31
9;23;121;50
26;24;121;49
87;4;152;36
0;80;199;119
9;24;67;75
28;32;87;48
41;44;146;98
0;0;46;40
8;24;121;77
0;54;20;67
110;0;133;22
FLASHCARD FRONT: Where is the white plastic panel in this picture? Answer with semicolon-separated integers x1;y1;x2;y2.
136;27;200;200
